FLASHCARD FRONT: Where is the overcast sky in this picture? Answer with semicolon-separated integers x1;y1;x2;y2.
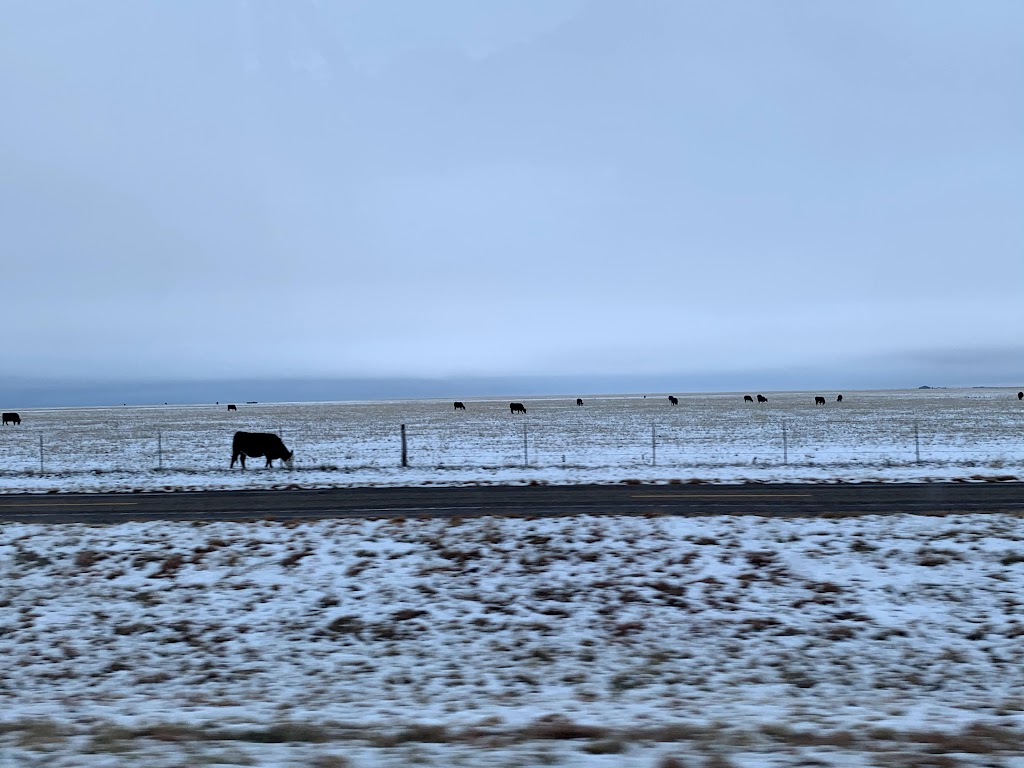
1;1;1021;405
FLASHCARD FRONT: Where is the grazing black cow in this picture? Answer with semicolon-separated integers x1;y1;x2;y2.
668;395;679;405
744;395;754;403
231;431;293;469
1018;391;1023;401
227;404;237;412
2;412;20;426
453;401;466;411
836;395;843;403
509;402;527;414
756;394;767;403
576;398;584;406
814;396;826;405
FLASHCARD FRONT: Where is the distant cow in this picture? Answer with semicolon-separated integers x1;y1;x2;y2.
231;431;293;469
227;404;237;411
576;398;584;406
510;402;527;414
756;394;767;403
668;396;679;405
814;396;826;405
453;402;466;411
1018;391;1023;401
2;412;20;426
743;395;754;403
836;395;843;403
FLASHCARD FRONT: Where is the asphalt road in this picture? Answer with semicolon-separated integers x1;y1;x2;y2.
0;482;1021;524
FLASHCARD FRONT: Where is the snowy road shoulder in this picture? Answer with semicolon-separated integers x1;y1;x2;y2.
2;511;1024;766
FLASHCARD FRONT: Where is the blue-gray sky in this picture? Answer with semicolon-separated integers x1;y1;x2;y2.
1;1;1021;405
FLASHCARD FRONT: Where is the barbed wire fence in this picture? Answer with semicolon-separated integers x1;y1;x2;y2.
1;405;1022;478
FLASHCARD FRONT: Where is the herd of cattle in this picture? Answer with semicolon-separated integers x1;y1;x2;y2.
451;394;853;413
454;391;1024;413
162;391;1024;469
4;393;1024;470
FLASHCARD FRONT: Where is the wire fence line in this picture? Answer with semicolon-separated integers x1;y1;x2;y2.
0;415;1021;476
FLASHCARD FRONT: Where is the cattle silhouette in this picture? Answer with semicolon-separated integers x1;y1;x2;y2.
836;395;843;403
668;395;679;405
227;404;237;411
2;412;20;426
743;395;754;403
1019;391;1023;401
453;401;466;411
231;432;293;469
509;402;526;414
576;398;584;406
814;396;826;405
756;394;767;403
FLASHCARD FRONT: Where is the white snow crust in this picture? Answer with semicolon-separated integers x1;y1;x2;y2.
3;512;1024;766
0;388;1022;492
2;388;1024;765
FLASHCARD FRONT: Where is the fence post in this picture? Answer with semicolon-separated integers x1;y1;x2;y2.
651;423;656;467
523;421;528;467
782;420;788;465
914;421;920;464
39;435;44;475
158;430;163;470
401;424;408;467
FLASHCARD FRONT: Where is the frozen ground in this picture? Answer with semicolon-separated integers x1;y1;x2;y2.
0;388;1022;492
2;388;1024;766
3;512;1024;766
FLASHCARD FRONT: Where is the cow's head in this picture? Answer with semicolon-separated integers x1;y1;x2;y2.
284;450;294;469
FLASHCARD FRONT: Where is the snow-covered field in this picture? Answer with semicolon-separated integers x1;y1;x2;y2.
3;512;1024;766
3;388;1024;766
1;387;1022;492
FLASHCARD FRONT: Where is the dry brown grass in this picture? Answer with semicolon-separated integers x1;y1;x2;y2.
581;737;626;754
521;716;608;741
151;553;185;578
73;549;104;568
310;756;351;768
371;724;449;746
279;546;314;567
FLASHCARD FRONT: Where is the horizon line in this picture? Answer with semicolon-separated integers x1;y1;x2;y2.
5;383;1021;411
